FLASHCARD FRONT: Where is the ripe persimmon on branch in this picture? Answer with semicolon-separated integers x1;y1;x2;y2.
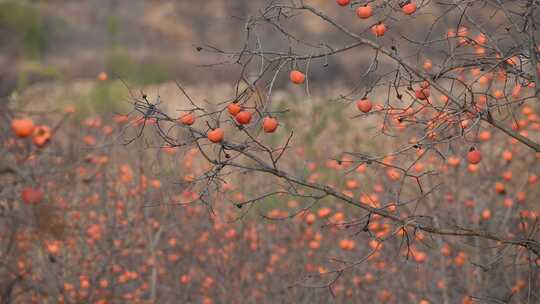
124;0;540;301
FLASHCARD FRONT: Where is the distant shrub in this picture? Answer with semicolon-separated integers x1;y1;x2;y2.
108;48;173;85
0;1;47;58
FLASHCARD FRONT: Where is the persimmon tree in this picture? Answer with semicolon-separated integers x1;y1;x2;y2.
2;1;540;303
127;0;540;302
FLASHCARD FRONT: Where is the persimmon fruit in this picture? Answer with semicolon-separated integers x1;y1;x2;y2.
467;149;482;164
423;59;432;71
372;23;386;37
356;99;373;113
236;111;252;125
207;128;224;143
98;72;108;81
402;2;417;15
22;187;44;205
11;118;35;138
357;5;373;19
415;88;430;100
262;117;278;133
289;70;305;84
180;113;195;126
227;103;242;116
32;125;52;147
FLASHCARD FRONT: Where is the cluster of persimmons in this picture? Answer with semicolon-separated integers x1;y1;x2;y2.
4;82;539;303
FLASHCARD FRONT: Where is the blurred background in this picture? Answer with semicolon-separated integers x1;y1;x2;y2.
0;0;443;101
0;0;257;95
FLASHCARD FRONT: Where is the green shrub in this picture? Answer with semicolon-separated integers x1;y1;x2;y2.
108;48;172;85
0;1;47;58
